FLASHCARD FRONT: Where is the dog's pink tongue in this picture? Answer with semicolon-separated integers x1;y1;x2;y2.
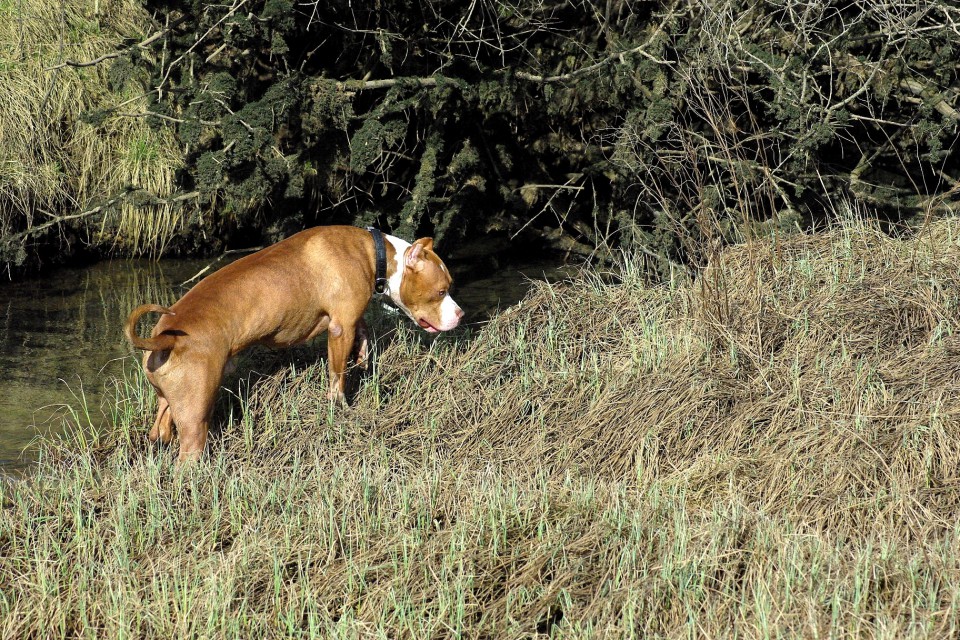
418;319;439;333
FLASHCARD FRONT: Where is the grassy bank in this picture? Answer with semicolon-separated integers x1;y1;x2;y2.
3;217;960;637
0;0;181;260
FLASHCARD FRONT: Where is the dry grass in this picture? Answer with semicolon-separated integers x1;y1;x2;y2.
0;0;182;255
3;216;960;637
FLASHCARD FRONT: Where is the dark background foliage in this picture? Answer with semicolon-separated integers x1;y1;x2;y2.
4;0;959;272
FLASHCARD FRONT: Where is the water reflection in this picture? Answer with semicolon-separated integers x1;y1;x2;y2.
0;247;573;471
0;258;210;470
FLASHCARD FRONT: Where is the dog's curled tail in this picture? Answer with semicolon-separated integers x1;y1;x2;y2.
125;304;177;351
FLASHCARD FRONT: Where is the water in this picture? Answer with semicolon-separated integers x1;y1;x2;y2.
0;244;572;471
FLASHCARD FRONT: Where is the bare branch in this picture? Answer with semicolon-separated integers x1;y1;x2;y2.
1;191;200;246
158;0;250;90
899;78;960;122
336;77;439;93
516;2;676;85
116;111;220;126
44;15;191;72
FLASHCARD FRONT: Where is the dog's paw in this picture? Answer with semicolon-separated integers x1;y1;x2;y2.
326;388;348;404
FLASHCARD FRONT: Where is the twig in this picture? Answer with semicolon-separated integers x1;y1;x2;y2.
212;98;255;132
630;238;693;277
516;41;672;83
2;192;130;244
899;78;960;122
44;15;191;72
826;54;887;114
331;10;675;94
511;175;584;240
332;77;439;96
116;111;220;126
159;0;250;90
181;246;263;286
330;35;670;95
517;3;677;83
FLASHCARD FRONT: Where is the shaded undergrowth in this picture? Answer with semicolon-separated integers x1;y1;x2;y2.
3;217;960;637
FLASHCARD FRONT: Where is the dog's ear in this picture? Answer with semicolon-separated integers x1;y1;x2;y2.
414;237;434;253
405;242;426;271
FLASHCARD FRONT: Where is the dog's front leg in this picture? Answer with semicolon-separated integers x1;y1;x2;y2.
353;318;370;370
326;320;357;402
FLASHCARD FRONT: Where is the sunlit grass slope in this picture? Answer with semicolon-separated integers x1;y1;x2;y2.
3;216;960;637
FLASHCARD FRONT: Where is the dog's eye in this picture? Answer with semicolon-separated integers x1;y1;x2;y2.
438;289;446;298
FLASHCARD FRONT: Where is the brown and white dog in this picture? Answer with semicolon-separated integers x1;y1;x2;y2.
124;225;463;462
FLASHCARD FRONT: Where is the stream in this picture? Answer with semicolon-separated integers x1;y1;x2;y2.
0;242;572;471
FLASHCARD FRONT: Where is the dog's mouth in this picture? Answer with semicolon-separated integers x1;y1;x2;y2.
418;318;440;333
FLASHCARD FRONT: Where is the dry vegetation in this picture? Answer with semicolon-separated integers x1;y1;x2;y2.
0;0;182;261
2;214;960;637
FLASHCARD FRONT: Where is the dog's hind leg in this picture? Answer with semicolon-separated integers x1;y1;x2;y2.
148;396;174;444
169;360;223;463
144;349;176;445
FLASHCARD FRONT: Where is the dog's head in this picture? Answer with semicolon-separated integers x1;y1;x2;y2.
395;238;463;333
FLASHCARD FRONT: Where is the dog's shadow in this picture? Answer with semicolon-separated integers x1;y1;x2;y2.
206;308;419;440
